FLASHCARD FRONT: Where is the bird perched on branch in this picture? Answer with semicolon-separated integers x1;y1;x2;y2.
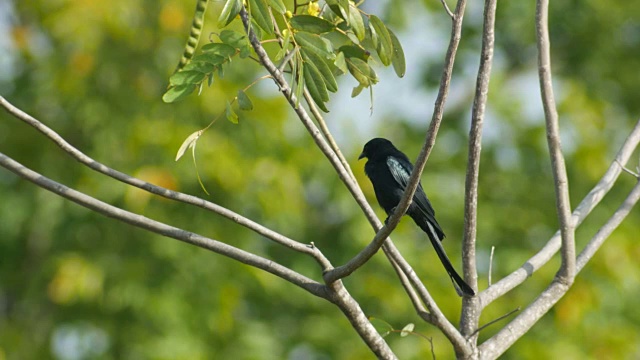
359;138;475;297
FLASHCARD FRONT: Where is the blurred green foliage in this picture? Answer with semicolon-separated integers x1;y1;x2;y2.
1;0;639;359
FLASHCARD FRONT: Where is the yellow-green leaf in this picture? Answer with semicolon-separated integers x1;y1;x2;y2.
303;60;329;112
346;57;377;87
162;84;196;103
225;101;239;123
237;90;254;110
290;15;336;34
268;0;286;14
217;0;242;28
293;32;335;60
369;15;393;66
248;0;274;34
301;49;338;92
201;43;237;58
388;29;406;78
169;70;206;86
348;3;365;41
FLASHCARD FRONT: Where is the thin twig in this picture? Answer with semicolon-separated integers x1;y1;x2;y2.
439;0;455;19
488;246;495;286
616;160;639;178
536;0;576;282
471;307;520;337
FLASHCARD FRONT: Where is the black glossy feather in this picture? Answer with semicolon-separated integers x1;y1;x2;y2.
359;138;475;297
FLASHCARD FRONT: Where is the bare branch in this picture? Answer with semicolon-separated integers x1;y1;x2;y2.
479;280;568;359
328;281;398;360
381;241;472;354
460;0;497;338
392;0;469;239
0;152;329;300
0;96;333;270
471;306;520;337
536;0;576;282
480;119;640;307
577;179;640;271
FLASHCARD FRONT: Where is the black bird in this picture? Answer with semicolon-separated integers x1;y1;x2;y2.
359;138;475;297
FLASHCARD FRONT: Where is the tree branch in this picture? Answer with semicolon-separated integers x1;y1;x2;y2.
480;119;640;307
536;0;576;282
0;152;329;300
460;0;497;339
577;178;640;271
479;173;640;359
0;96;333;271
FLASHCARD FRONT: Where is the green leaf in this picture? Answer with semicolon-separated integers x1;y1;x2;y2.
268;0;286;14
290;15;336;34
192;52;226;65
348;4;365;41
351;83;365;97
334;51;347;74
225;101;239;124
301;49;337;92
293;32;335;60
388;29;406;78
326;0;349;20
219;30;251;58
218;0;242;28
339;45;370;61
175;130;203;161
369;15;393;66
201;43;237;58
220;30;246;47
248;0;274;34
294;55;304;108
162;84;196;103
346;57;377;87
182;61;215;73
303;60;329;112
237;90;254;110
169;70;206;86
275;30;291;61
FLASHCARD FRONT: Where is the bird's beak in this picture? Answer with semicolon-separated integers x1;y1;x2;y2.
358;152;366;160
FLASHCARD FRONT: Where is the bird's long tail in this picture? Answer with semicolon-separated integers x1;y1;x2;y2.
414;217;475;297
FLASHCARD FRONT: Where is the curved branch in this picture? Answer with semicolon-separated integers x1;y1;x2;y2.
480;119;640;307
0;152;329;300
479;180;640;359
536;0;576;282
0;96;332;271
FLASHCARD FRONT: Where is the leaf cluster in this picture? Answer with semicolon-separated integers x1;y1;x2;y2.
165;0;406;114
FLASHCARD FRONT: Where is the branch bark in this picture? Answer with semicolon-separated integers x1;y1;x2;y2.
478;178;640;359
0;96;332;271
460;0;497;341
480;119;640;307
536;0;576;282
0;152;329;300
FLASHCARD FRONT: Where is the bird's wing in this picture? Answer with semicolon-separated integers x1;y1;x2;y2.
386;156;444;237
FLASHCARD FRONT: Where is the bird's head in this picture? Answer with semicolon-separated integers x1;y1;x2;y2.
358;138;397;160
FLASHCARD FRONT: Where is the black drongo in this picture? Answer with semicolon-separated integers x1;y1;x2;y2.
359;138;474;297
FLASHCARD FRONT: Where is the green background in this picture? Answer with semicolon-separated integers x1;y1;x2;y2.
1;0;639;358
